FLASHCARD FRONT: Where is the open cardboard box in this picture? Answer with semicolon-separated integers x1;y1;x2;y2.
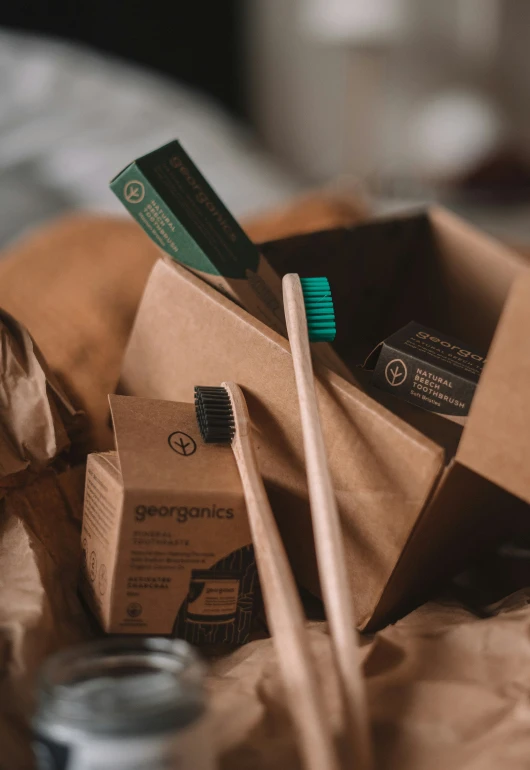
120;207;530;630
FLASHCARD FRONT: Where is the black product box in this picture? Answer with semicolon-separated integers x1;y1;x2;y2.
367;321;486;422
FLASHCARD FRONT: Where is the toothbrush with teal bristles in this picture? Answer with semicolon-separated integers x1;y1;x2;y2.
283;274;373;770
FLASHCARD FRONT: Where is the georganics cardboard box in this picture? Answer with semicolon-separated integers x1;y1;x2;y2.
366;321;486;423
80;395;257;644
110;140;352;382
111;140;286;336
119;207;530;630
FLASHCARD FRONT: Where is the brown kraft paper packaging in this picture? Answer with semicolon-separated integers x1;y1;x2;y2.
120;207;530;630
2;208;530;770
80;394;257;644
0;309;81;492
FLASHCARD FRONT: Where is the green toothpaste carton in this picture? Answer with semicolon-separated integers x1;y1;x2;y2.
111;140;285;334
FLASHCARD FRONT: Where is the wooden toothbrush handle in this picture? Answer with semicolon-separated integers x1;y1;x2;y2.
282;276;373;770
223;382;340;770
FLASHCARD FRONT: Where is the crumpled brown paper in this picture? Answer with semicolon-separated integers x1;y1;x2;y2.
0;309;80;494
0;466;92;770
3;463;530;770
207;592;530;770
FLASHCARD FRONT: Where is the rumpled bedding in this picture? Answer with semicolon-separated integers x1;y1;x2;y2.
0;30;298;248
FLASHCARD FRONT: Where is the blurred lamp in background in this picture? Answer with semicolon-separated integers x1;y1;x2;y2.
411;89;507;183
300;0;409;45
299;0;409;183
298;0;506;194
249;0;520;202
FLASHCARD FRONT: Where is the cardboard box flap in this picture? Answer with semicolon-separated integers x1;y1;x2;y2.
457;270;530;504
120;207;530;627
120;257;446;626
427;207;526;350
260;207;525;368
367;460;527;630
108;394;242;495
260;212;434;369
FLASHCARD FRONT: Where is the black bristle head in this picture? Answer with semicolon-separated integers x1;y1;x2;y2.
194;386;235;444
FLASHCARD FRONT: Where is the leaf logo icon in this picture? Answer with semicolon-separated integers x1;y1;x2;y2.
168;431;197;457
124;180;145;204
384;359;408;387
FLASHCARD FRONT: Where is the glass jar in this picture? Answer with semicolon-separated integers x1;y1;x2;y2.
32;637;216;770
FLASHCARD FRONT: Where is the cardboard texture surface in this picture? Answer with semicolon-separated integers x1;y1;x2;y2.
1;201;530;768
457;270;530;504
121;207;529;628
80;396;256;643
120;253;443;628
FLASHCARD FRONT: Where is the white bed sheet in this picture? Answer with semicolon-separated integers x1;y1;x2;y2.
0;31;299;247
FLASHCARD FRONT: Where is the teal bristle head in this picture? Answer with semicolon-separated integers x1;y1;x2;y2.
300;277;336;342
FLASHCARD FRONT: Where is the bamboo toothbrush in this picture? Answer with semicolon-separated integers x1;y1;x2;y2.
194;382;340;770
282;275;373;770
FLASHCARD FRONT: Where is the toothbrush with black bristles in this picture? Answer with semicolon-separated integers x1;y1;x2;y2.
282;274;373;770
194;382;340;770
